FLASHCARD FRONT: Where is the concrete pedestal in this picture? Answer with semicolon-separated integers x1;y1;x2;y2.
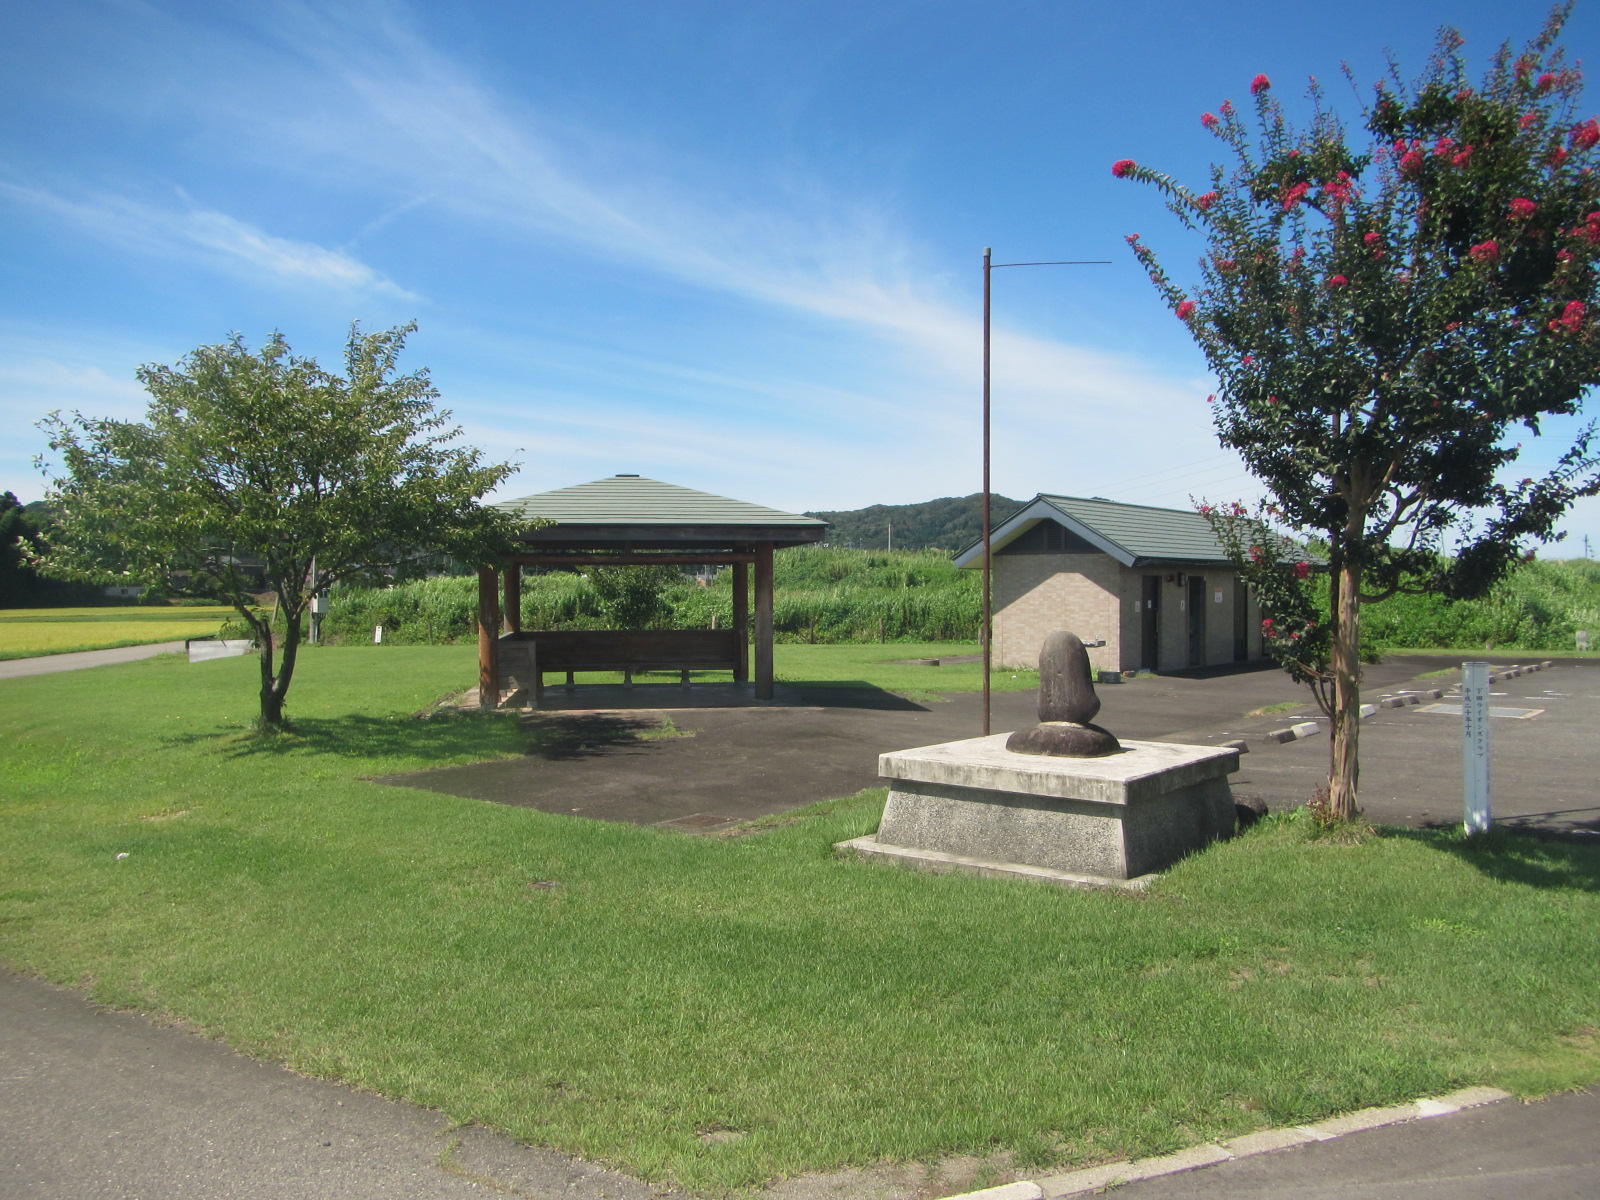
840;734;1239;889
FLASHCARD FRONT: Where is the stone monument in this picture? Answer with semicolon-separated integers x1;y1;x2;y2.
839;630;1239;888
1005;631;1120;757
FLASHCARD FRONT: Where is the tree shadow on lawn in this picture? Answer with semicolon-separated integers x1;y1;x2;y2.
164;709;670;766
1389;824;1600;893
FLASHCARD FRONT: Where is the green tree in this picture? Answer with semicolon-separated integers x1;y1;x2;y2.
38;323;518;728
587;564;681;629
1113;10;1600;821
0;491;43;607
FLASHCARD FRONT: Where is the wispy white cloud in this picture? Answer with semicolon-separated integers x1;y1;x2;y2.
0;181;419;300
205;4;1247;505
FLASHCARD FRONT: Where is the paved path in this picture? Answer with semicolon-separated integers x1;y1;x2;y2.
0;971;673;1200
0;642;187;679
4;967;1594;1200
1103;1086;1600;1199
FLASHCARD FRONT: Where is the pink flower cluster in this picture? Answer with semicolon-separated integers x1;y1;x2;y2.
1176;300;1197;320
1196;191;1219;210
1201;112;1219;129
1321;171;1356;207
1326;275;1349;290
1469;240;1500;263
1111;159;1136;178
1520;112;1540;129
1549;300;1587;334
1293;562;1311;580
1571;212;1600;244
1574;118;1600;150
1280;180;1310;210
1508;197;1537;221
1250;73;1271;95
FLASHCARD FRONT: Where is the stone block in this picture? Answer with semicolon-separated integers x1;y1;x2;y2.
870;736;1238;880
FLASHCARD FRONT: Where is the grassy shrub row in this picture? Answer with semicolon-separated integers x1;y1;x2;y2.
320;546;981;645
317;549;1598;651
1363;559;1600;652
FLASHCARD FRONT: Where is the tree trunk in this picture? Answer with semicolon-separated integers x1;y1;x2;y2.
262;613;302;728
252;597;303;730
1327;555;1363;820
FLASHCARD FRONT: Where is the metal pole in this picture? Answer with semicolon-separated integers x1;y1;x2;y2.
978;252;1107;737
1462;660;1491;834
982;247;992;736
308;556;319;644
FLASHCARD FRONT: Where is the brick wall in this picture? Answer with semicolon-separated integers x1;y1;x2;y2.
995;556;1266;672
993;554;1128;671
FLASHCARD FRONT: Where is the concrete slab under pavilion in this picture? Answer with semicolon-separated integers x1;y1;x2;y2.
478;474;827;705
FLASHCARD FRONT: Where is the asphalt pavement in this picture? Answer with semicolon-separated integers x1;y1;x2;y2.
383;654;1600;840
0;971;674;1200
0;641;187;679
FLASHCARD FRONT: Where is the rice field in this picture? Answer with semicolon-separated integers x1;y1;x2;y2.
0;606;233;659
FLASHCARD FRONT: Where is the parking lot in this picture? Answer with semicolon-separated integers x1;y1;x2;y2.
382;653;1600;840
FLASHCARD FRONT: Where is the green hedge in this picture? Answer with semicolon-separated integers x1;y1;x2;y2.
319;546;981;645
1362;558;1600;652
316;549;1597;652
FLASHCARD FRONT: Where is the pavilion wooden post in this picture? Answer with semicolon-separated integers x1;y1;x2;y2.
732;560;750;685
477;565;500;710
503;565;521;635
754;541;774;700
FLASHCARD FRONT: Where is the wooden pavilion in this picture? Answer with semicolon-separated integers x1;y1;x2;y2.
478;475;828;706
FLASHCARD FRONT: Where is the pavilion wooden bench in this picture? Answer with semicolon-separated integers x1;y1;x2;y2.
496;629;744;706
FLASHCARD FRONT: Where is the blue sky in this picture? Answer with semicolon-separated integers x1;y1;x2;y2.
3;0;1598;555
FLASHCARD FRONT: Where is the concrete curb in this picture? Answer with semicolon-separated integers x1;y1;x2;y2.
1265;720;1320;744
1262;660;1557;742
941;1086;1512;1200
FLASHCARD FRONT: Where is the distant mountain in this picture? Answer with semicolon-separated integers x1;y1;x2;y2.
805;493;1025;552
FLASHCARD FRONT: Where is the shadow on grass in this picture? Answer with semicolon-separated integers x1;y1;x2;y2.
168;708;686;769
1388;824;1600;892
163;710;531;766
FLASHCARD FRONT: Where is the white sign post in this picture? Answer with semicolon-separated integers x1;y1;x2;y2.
1462;661;1491;835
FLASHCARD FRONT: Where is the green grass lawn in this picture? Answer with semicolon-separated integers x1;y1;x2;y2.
0;605;232;659
2;644;1597;1193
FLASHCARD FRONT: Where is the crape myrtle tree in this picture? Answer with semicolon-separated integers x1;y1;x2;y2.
38;323;519;729
1111;8;1600;822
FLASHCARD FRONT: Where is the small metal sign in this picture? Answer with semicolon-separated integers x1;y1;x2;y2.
1461;661;1491;835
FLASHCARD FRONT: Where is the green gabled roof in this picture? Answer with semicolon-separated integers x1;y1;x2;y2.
496;475;826;541
952;494;1249;567
1037;495;1231;563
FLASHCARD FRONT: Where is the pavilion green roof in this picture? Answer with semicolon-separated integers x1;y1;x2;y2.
496;475;827;546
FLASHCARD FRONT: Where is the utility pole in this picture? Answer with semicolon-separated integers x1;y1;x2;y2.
980;249;1109;735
